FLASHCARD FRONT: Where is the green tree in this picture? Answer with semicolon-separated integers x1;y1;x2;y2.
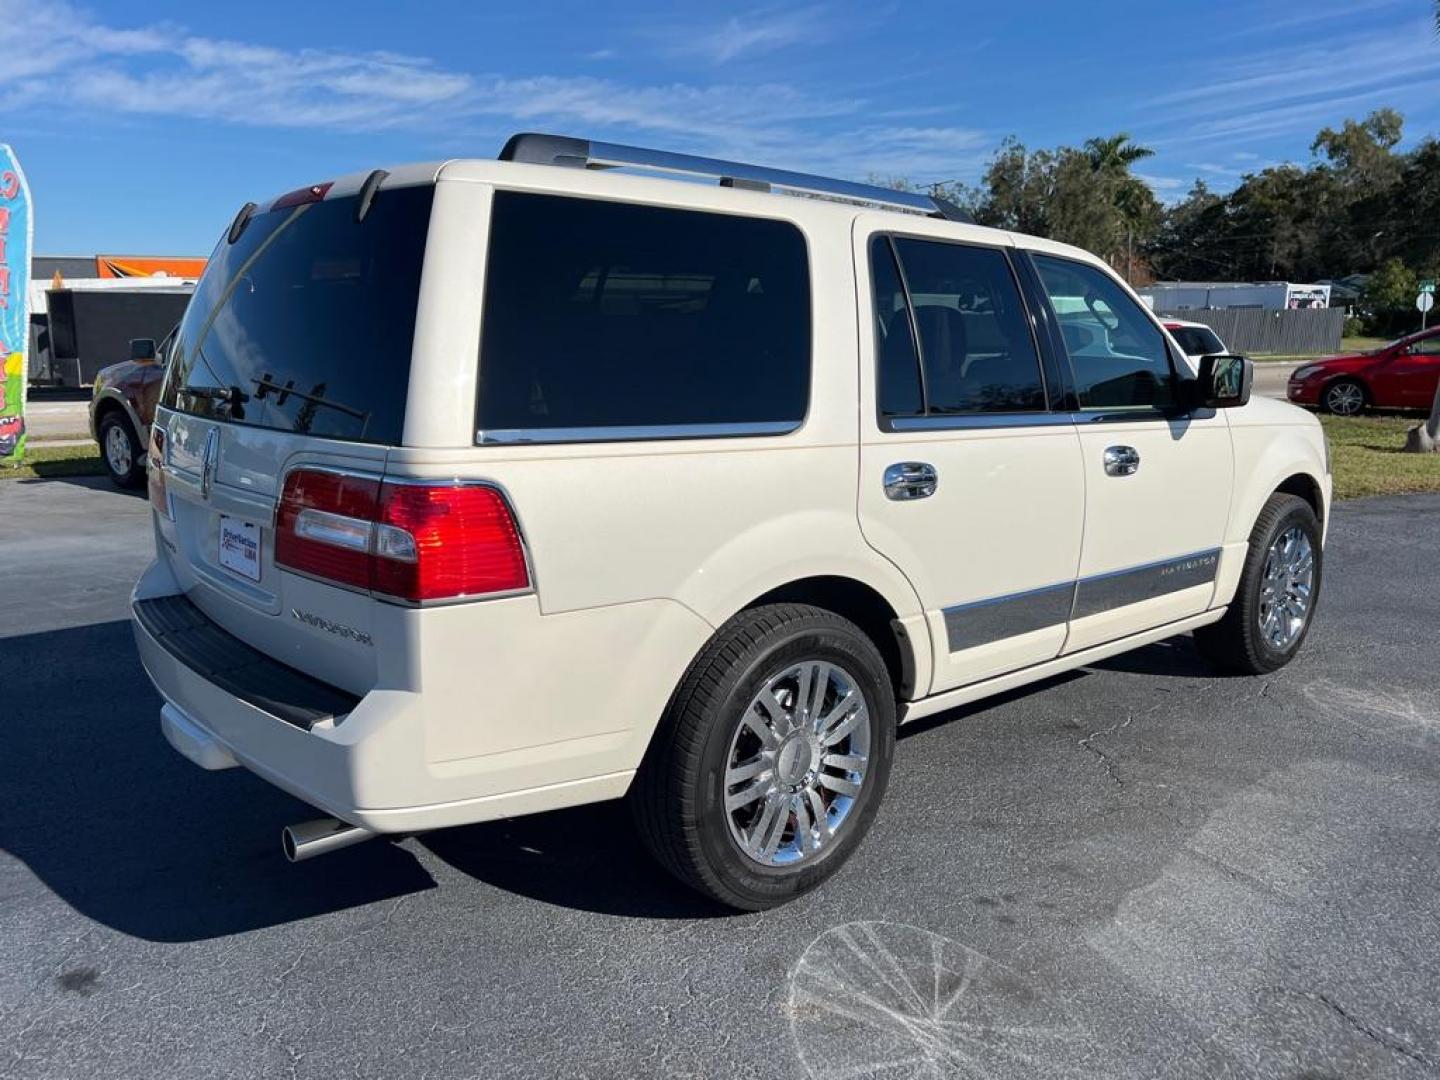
962;133;1158;274
1359;258;1418;334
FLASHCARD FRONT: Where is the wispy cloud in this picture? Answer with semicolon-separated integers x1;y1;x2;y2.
1142;17;1440;150
0;0;987;184
1135;173;1185;195
660;6;825;65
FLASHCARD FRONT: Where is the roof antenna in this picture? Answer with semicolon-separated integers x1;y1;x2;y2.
227;201;257;245
355;169;389;223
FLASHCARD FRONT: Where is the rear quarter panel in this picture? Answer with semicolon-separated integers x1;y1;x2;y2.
388;171;926;778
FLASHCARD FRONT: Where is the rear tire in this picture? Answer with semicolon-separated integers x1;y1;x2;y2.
1194;493;1322;674
99;412;145;489
631;603;895;910
1321;378;1366;416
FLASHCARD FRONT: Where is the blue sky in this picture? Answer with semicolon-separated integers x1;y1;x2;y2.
2;0;1437;254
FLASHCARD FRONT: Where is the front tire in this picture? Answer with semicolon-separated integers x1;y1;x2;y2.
99;412;145;489
1194;493;1322;674
632;604;896;910
1322;378;1366;416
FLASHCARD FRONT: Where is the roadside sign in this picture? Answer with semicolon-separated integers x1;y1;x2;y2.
0;144;32;469
1420;292;1436;314
1421;280;1436;294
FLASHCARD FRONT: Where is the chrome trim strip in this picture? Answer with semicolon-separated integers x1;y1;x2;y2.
942;548;1222;652
888;412;1073;432
943;580;1075;652
1071;548;1221;619
476;421;798;445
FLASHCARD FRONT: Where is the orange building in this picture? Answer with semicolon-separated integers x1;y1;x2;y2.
96;255;207;279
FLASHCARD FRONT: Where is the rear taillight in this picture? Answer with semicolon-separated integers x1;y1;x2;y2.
274;469;529;604
148;426;171;519
275;469;382;592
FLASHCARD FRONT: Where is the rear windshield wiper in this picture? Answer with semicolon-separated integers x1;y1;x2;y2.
179;384;249;407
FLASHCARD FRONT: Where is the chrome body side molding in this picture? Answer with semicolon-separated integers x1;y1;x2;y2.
942;548;1223;653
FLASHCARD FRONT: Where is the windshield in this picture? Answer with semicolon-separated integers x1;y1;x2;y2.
1168;325;1224;356
161;185;434;445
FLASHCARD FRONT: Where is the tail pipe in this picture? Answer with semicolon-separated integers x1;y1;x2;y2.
282;817;377;863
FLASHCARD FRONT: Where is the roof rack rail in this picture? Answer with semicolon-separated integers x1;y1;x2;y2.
498;133;972;223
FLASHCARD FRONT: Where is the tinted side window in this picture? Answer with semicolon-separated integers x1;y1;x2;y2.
477;192;810;438
870;237;922;417
889;238;1045;415
1033;255;1176;410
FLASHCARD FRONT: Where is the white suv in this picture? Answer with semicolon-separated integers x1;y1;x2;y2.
132;134;1330;908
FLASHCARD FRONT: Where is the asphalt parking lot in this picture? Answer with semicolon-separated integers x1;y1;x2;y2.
3;477;1439;1080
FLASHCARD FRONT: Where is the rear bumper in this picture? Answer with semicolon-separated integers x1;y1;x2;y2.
131;559;640;833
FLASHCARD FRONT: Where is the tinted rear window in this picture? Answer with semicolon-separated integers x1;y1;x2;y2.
476;191;810;440
161;185;434;445
1168;325;1224;356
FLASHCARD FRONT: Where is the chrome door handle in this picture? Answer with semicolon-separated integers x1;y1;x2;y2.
883;462;938;500
1103;445;1140;477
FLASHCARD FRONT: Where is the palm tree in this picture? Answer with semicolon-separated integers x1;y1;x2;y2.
1083;134;1157;281
1083;133;1155;173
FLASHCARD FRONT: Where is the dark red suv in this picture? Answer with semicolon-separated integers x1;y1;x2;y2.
89;327;175;488
1287;328;1440;416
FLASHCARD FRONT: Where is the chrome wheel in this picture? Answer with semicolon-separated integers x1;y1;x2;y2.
1259;526;1314;651
724;660;871;867
104;422;133;476
1324;381;1364;416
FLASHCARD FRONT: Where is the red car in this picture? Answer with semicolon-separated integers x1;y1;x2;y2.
1287;328;1440;415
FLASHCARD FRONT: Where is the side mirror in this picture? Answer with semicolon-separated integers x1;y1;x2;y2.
1194;353;1252;409
129;337;158;363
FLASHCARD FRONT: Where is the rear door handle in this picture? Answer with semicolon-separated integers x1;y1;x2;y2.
1103;445;1140;477
883;462;938;500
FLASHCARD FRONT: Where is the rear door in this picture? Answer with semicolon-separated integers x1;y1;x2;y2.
1026;252;1233;653
151;181;435;693
854;222;1085;695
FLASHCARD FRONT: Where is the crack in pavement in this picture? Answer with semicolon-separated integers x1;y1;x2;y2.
1078;715;1135;787
1284;989;1437;1072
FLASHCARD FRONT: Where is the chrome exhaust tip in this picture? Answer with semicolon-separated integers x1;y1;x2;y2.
282;818;377;863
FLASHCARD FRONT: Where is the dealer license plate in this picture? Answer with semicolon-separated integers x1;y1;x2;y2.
218;515;262;582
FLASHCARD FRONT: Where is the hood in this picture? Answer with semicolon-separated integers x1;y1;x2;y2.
1227;391;1323;429
94;359;155;389
1289;352;1384;376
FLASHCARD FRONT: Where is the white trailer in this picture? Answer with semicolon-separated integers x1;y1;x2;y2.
1138;281;1331;312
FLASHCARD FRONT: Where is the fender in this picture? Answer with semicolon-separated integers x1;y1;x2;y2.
1216;412;1330;606
91;386;147;445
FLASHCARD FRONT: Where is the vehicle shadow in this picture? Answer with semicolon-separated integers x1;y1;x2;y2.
3;619;1232;935
0;619;436;944
15;473;146;497
1089;634;1225;679
420;804;735;920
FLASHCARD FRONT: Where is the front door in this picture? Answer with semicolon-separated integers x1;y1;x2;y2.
1376;333;1440;409
854;221;1085;695
1027;253;1233;653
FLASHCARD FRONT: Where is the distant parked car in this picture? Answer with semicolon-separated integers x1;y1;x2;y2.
90;327;176;488
1163;319;1229;361
1286;328;1440;416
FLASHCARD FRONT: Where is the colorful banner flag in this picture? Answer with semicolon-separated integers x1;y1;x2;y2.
0;143;32;467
